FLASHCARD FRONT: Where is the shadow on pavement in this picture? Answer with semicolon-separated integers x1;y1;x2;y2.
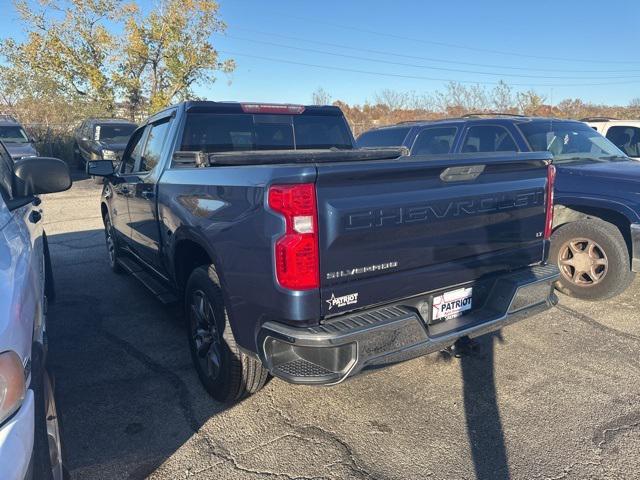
46;229;231;478
437;332;510;479
460;333;510;480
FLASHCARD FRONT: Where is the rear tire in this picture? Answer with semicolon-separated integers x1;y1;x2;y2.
185;265;269;404
550;219;635;300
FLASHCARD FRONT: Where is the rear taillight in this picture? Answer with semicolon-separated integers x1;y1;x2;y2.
268;183;319;290
544;164;556;240
241;103;305;114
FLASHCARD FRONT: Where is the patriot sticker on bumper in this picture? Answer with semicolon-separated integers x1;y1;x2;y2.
432;287;473;321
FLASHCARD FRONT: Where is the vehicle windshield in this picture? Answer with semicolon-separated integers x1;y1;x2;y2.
0;125;30;144
517;120;626;164
96;124;136;143
180;113;353;152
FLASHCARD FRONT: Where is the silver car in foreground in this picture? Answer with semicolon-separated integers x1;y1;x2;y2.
0;141;71;479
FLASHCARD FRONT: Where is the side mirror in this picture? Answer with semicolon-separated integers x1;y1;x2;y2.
13;157;72;198
87;160;115;177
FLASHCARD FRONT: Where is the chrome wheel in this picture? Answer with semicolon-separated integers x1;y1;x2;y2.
190;290;223;381
558;238;608;287
43;371;63;480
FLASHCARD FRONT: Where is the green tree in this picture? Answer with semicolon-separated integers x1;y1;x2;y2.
119;0;234;115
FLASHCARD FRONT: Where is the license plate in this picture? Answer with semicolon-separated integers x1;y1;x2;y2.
432;287;473;321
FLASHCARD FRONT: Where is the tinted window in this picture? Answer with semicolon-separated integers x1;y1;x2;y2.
518;121;624;164
121;127;147;174
139;119;171;172
96;124;136;143
0;126;29;144
462;125;518;153
180;113;353;152
606;126;640;157
0;143;13;200
357;127;410;148
411;127;457;155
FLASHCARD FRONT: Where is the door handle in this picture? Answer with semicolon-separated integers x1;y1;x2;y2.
141;191;154;200
29;210;42;224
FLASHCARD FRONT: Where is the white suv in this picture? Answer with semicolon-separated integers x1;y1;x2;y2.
584;117;640;159
0;141;71;479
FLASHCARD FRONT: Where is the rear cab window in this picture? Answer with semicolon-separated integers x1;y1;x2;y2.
357;127;410;148
180;112;353;153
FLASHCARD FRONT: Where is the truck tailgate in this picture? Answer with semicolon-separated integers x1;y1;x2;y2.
316;152;553;316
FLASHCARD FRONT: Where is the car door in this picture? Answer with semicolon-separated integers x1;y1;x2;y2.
109;125;149;245
127;114;174;270
0;141;44;350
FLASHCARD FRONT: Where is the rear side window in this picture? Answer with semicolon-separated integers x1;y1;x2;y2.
462;125;518;153
606;126;640;157
180;113;352;152
357;127;410;148
411;127;457;155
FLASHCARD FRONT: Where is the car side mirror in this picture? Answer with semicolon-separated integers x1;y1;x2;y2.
12;157;72;198
87;160;115;177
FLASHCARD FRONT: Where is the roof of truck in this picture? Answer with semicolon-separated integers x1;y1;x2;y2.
182;100;344;116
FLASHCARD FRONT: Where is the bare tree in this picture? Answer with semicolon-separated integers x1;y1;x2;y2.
311;87;332;105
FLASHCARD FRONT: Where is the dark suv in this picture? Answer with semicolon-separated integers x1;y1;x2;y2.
0;114;38;161
73;118;137;166
358;115;640;301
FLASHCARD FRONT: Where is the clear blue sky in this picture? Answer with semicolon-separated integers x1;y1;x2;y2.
3;0;640;106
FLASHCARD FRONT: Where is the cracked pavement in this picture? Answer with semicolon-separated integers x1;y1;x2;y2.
43;174;640;480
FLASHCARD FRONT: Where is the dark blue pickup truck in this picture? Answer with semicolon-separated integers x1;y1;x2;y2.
89;102;558;403
359;115;640;301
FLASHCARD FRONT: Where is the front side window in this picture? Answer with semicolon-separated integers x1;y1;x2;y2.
121;127;147;174
462;125;518;153
411;127;457;155
139;119;171;172
0;126;29;144
606;126;640;157
0;143;13;200
517;121;625;164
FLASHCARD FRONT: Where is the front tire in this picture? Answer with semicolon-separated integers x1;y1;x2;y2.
73;144;83;169
550;219;635;300
185;265;268;404
32;347;65;480
104;215;123;274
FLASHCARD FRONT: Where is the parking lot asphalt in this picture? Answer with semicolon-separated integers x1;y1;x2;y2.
43;172;640;480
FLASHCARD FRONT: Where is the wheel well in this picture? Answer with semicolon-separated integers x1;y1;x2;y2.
554;204;632;256
174;240;212;292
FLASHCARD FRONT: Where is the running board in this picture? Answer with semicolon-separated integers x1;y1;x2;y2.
117;256;178;304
